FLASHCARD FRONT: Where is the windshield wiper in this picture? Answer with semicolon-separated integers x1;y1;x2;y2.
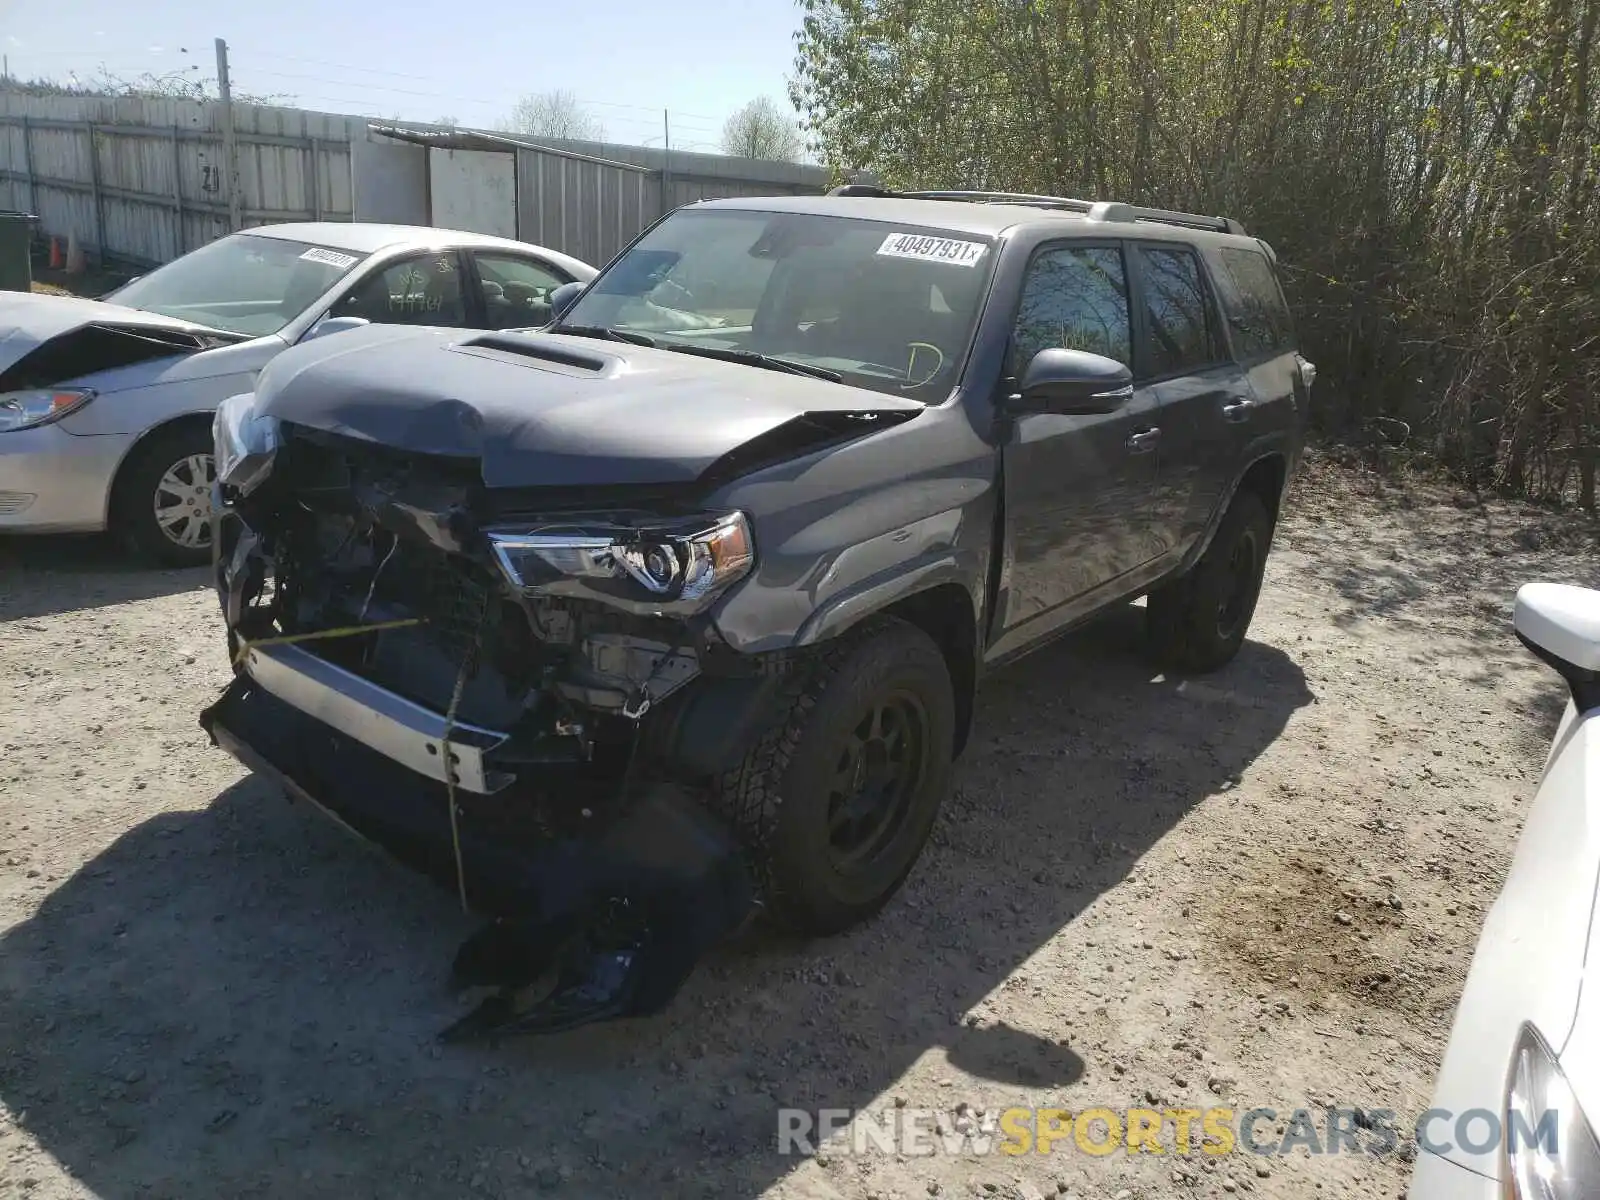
552;324;658;348
654;344;843;383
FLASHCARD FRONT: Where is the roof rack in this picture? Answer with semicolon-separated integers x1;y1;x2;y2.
826;184;1246;236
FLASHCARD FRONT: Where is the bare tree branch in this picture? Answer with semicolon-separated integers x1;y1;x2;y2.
721;96;803;161
498;90;605;142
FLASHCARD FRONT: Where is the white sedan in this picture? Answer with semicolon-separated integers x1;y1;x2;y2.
1411;582;1600;1198
0;224;594;565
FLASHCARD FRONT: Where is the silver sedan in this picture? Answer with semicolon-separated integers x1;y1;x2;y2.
0;223;595;565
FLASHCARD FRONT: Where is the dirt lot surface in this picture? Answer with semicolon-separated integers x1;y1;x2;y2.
1;455;1595;1200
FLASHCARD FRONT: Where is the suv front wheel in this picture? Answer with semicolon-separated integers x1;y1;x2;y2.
716;617;954;935
1146;488;1274;673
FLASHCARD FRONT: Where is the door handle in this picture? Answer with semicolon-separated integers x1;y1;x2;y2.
1127;427;1161;454
1222;396;1255;423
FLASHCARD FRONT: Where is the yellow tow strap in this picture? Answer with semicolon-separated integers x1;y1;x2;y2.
231;617;425;668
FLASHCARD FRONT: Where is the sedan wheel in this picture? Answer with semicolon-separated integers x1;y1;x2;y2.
115;425;218;567
152;453;216;552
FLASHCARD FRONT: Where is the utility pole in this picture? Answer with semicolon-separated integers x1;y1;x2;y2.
661;109;672;217
215;37;242;231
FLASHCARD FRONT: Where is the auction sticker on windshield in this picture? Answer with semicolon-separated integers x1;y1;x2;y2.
876;233;988;267
299;247;360;269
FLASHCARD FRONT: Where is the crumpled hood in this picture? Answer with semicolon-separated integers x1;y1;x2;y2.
0;291;225;375
252;323;924;489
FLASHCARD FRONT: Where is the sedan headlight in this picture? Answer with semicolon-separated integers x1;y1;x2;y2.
1504;1022;1600;1198
0;387;95;433
212;392;280;497
488;512;754;609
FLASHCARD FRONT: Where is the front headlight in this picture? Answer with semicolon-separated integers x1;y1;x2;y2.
212;392;280;497
488;511;754;609
0;387;95;433
1504;1022;1600;1198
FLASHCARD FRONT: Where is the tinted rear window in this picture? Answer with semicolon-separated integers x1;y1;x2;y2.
1217;248;1294;358
1136;245;1225;376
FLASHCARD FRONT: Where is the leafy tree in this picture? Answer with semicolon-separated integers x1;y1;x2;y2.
793;0;1600;508
721;96;804;161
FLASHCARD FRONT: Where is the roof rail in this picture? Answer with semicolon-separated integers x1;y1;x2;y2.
838;186;1247;236
898;189;1095;214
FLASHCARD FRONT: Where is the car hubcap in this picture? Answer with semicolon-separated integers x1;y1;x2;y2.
825;693;926;872
153;453;216;550
1216;529;1259;640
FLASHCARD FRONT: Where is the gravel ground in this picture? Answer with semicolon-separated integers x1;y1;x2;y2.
1;453;1595;1200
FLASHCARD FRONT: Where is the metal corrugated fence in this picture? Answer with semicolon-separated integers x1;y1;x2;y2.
0;92;830;269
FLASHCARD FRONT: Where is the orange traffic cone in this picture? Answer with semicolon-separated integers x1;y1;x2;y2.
48;236;62;269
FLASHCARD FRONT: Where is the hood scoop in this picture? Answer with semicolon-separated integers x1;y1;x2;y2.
449;333;613;376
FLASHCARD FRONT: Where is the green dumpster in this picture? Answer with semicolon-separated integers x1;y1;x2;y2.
0;212;37;292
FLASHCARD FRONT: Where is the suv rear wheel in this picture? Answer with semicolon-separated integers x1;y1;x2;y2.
716;617;954;935
1147;488;1273;673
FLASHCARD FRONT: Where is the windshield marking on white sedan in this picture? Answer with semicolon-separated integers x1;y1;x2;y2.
299;247;360;269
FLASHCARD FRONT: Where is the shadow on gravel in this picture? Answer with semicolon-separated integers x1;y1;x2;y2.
0;604;1310;1199
0;535;207;622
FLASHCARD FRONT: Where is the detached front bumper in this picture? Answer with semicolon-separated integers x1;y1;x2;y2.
200;646;756;1039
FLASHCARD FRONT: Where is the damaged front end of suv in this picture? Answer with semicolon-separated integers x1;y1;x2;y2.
198;338;944;1040
204;417;782;1040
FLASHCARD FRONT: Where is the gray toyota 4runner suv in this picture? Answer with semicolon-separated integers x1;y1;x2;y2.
202;187;1312;1039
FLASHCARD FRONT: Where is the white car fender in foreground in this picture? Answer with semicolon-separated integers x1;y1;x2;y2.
1412;582;1600;1196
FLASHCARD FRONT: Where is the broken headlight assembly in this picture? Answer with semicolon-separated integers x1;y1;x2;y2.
0;387;95;433
212;391;281;497
488;512;755;610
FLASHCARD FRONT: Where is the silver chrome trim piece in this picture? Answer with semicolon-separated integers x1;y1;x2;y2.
241;641;511;793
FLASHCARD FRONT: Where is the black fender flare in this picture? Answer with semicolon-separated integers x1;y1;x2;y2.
1176;439;1294;576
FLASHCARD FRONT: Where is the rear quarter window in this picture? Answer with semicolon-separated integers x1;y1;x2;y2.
1216;247;1295;359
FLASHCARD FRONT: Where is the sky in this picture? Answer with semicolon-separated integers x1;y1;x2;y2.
0;0;804;152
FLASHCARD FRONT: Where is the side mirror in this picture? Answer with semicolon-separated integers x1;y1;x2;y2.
1012;348;1134;415
1514;582;1600;711
302;314;370;342
547;281;585;323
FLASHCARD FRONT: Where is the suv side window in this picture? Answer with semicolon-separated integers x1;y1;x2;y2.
1217;247;1295;358
334;252;468;327
1008;244;1131;377
1134;245;1224;378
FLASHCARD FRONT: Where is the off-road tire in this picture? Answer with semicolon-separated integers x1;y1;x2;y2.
1147;488;1274;673
714;616;954;936
114;424;216;568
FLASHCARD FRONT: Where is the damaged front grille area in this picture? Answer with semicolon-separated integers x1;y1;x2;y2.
205;427;788;1041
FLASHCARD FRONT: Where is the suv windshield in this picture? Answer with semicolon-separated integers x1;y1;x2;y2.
108;233;367;337
557;208;995;401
